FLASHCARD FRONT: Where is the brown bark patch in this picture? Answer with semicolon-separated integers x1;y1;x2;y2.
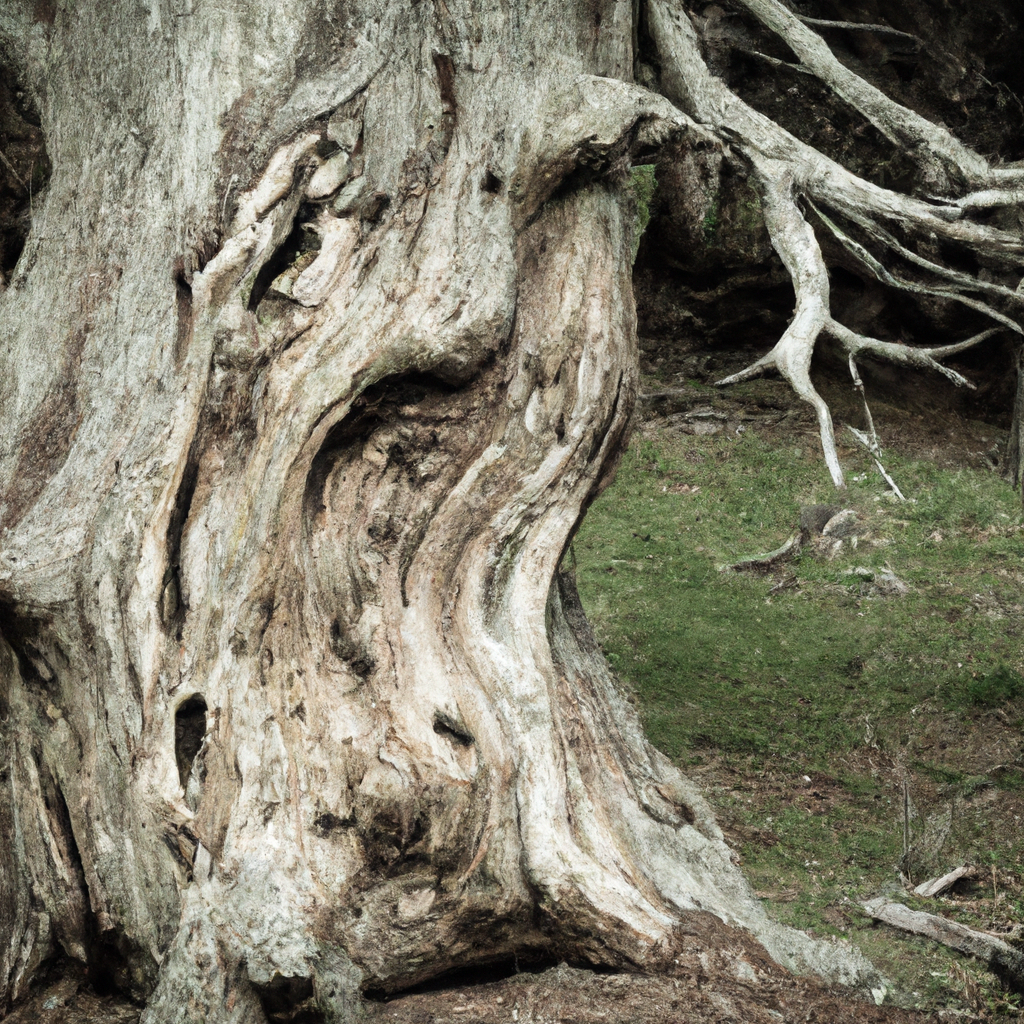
2;325;84;530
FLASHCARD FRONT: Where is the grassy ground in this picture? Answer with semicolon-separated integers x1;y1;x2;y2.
574;392;1024;1017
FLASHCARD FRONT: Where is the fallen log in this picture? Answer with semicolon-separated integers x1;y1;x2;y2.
863;898;1024;991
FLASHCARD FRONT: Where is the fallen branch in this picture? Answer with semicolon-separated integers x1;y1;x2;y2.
726;533;802;573
847;426;906;500
914;865;972;899
863;898;1024;990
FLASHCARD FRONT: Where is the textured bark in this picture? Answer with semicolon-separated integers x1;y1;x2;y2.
863;899;1024;991
1;0;1020;1020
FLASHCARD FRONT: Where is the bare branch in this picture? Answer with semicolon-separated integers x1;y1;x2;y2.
742;50;814;76
715;157;844;486
796;16;922;48
847;427;906;500
846;355;879;451
957;185;1024;211
734;0;989;191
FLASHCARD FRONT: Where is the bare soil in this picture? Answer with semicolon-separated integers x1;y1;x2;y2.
5;957;931;1024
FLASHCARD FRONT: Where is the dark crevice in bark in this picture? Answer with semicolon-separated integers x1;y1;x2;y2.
248;211;322;313
431;52;458;120
313;810;356;834
38;766;90;963
174;695;208;789
0;606;58;699
172;259;194;368
86;927;149;1004
432;710;474;747
1;327;86;534
361;952;571;1002
162;437;202;633
0;58;50;285
253;974;324;1024
328;618;374;677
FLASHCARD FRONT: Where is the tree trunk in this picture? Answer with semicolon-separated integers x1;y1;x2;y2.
1;0;1020;1020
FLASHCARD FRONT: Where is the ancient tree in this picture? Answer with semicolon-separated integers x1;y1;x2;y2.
0;0;1021;1020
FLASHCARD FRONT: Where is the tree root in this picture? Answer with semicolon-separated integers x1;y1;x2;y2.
646;0;1024;490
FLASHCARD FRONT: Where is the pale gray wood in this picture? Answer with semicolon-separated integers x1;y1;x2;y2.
863;898;1024;988
2;0;1020;1018
913;866;972;899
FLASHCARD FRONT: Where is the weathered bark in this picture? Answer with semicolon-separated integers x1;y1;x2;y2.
1;0;1020;1020
863;899;1024;991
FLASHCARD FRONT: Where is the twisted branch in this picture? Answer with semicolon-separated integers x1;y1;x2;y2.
714;156;843;486
647;0;1024;489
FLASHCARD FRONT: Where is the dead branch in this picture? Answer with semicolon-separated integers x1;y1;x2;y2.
726;533;802;573
847;426;906;500
914;866;972;899
863;898;1024;990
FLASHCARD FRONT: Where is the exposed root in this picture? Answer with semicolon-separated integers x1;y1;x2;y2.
734;0;988;192
648;0;1024;490
827;322;999;390
796;15;922;49
827;204;1023;307
714;157;843;486
809;202;1024;337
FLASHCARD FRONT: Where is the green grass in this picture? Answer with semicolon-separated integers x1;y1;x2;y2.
577;431;1024;759
574;426;1024;1014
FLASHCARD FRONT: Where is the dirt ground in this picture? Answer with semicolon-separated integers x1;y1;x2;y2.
4;956;936;1024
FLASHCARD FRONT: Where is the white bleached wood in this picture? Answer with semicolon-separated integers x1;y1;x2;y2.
4;0;1021;1017
863;898;1024;987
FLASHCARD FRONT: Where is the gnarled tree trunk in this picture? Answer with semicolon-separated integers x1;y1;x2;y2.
1;0;1020;1020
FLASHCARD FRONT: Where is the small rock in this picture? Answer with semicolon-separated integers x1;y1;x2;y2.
844;566;874;581
875;569;909;596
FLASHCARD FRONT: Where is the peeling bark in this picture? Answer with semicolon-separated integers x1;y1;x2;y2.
1;0;1020;1019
